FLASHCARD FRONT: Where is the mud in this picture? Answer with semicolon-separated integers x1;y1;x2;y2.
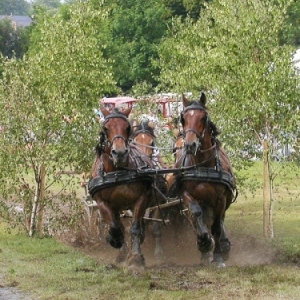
70;217;277;269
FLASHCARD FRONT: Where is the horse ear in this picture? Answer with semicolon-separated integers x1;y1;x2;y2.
100;104;110;117
173;128;179;138
199;92;206;107
182;93;189;108
122;105;132;117
148;121;155;129
131;119;138;132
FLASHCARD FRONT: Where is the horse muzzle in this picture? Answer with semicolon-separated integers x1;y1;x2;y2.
185;141;199;155
111;148;129;166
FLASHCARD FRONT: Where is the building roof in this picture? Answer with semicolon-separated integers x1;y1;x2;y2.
0;15;32;27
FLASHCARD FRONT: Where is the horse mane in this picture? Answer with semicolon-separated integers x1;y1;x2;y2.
186;100;208;110
209;120;220;138
130;119;156;138
111;107;122;114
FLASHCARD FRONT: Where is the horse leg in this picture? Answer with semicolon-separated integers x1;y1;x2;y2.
127;197;148;268
151;208;165;261
220;216;231;261
211;216;226;268
187;200;214;264
97;201;124;249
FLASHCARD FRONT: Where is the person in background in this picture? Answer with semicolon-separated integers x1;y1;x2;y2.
93;108;105;123
152;146;168;169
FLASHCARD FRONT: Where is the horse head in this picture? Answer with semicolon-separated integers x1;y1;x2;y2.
130;119;156;158
181;93;210;155
100;105;132;167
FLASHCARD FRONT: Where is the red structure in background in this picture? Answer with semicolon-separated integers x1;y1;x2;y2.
101;94;182;119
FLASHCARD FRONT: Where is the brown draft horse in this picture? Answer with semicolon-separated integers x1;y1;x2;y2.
88;106;155;268
175;93;237;267
129;119;168;260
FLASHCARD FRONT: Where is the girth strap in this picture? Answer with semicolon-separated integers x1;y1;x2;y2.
88;170;152;197
177;167;236;193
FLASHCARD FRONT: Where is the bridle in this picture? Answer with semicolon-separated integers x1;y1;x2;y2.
181;105;212;154
129;124;156;150
101;113;131;154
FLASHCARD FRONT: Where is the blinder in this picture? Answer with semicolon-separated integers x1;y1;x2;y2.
100;113;132;150
180;104;206;127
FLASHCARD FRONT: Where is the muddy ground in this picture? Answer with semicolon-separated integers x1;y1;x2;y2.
68;215;277;269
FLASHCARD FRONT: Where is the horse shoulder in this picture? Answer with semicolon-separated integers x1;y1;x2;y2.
218;147;233;174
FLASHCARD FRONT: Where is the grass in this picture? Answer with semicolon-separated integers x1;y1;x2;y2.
0;161;300;299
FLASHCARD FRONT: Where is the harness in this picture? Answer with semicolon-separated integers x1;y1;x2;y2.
177;104;237;202
88;113;154;198
88;168;153;198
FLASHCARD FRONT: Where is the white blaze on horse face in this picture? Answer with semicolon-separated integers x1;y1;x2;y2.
189;110;195;116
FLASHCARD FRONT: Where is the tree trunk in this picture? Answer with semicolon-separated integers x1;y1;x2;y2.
37;163;46;238
268;157;274;239
29;164;45;237
262;140;270;238
29;175;40;237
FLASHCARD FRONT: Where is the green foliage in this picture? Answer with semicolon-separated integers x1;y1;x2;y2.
158;0;300;168
31;0;61;9
0;18;30;58
279;0;300;46
104;0;170;92
0;0;30;15
0;0;118;234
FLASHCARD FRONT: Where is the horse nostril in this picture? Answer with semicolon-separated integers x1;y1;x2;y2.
111;149;117;156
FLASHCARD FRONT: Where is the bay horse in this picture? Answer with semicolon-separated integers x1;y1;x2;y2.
88;106;155;268
175;93;237;267
129;119;168;260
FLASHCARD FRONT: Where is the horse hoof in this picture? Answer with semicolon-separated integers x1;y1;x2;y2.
106;227;124;249
211;254;226;268
220;238;231;261
128;254;145;268
106;234;124;249
197;237;215;253
211;260;226;268
200;252;212;266
116;251;127;264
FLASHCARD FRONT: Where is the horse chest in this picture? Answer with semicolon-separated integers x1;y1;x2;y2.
181;181;226;206
95;182;149;207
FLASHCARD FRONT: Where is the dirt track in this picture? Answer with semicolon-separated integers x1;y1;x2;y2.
72;218;277;269
0;276;32;300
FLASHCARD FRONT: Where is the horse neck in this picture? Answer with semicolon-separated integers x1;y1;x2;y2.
195;134;216;168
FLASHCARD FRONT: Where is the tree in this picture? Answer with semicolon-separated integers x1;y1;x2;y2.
104;0;170;93
280;0;300;46
158;0;300;238
162;0;212;21
0;0;118;236
0;0;30;15
0;18;32;58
